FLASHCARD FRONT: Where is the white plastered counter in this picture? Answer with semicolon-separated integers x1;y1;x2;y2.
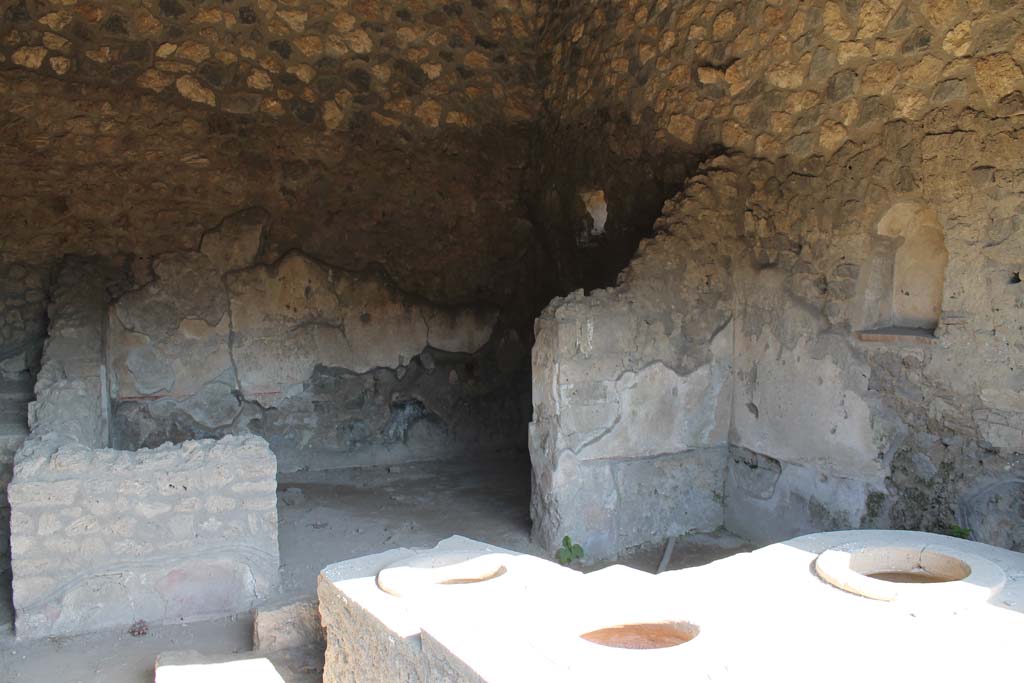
319;530;1024;682
316;535;579;683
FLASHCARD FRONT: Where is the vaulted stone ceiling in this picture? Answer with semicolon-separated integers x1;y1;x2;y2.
0;1;558;314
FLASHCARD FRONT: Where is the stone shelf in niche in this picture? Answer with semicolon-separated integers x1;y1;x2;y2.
856;327;937;344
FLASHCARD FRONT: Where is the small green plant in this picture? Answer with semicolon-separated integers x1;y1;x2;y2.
556;535;585;566
945;525;971;540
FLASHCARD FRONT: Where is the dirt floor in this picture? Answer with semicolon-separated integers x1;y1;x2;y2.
605;530;754;573
0;455;753;682
275;455;541;597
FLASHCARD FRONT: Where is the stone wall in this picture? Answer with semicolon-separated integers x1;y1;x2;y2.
0;262;48;589
7;256;118;586
528;169;737;556
24;258;115;455
0;377;32;610
531;0;1024;557
0;263;49;380
106;211;526;469
9;435;279;638
7;259;281;639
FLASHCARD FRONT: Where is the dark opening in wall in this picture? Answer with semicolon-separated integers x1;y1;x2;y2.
578;189;608;243
385;398;443;444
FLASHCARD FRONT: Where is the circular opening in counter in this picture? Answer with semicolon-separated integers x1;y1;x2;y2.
848;547;971;583
813;543;1005;603
867;571;956;584
438;565;507;585
377;552;511;597
580;622;700;650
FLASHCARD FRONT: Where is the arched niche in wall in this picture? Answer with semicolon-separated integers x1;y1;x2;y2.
857;202;948;342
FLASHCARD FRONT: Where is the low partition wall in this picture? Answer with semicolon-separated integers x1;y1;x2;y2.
9;435;280;638
529;285;733;560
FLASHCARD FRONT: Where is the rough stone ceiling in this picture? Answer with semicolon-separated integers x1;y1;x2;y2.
0;2;556;309
0;0;541;128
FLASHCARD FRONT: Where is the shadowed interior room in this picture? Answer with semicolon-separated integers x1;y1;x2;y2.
0;1;1022;681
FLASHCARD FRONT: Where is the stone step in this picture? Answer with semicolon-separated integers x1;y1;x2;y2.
0;432;27;452
155;647;323;683
0;425;26;444
0;390;31;403
0;418;29;438
0;378;34;401
0;377;32;436
253;596;323;653
0;403;29;421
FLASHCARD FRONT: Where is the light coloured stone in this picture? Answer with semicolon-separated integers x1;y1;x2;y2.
176;76;216;107
177;42;212;63
85;47;113;64
345;30;373;55
822;2;851;41
253;597;325;652
277;10;308;32
465;51;490;71
42;33;69;51
667;113;698;143
287;64;316;83
712;9;736;39
697;66;724;85
138;69;175;92
819;120;847;153
975;53;1023;101
322;101;343;129
12;47;47;70
861;61;899;95
39;11;71;30
247;69;273;91
192;8;222;24
48;56;70;75
765;62;805;89
943;21;973;56
921;0;962;28
837;41;871;64
857;0;896;38
414;99;442;127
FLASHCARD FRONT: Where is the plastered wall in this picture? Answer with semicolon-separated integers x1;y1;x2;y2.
105;208;526;469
